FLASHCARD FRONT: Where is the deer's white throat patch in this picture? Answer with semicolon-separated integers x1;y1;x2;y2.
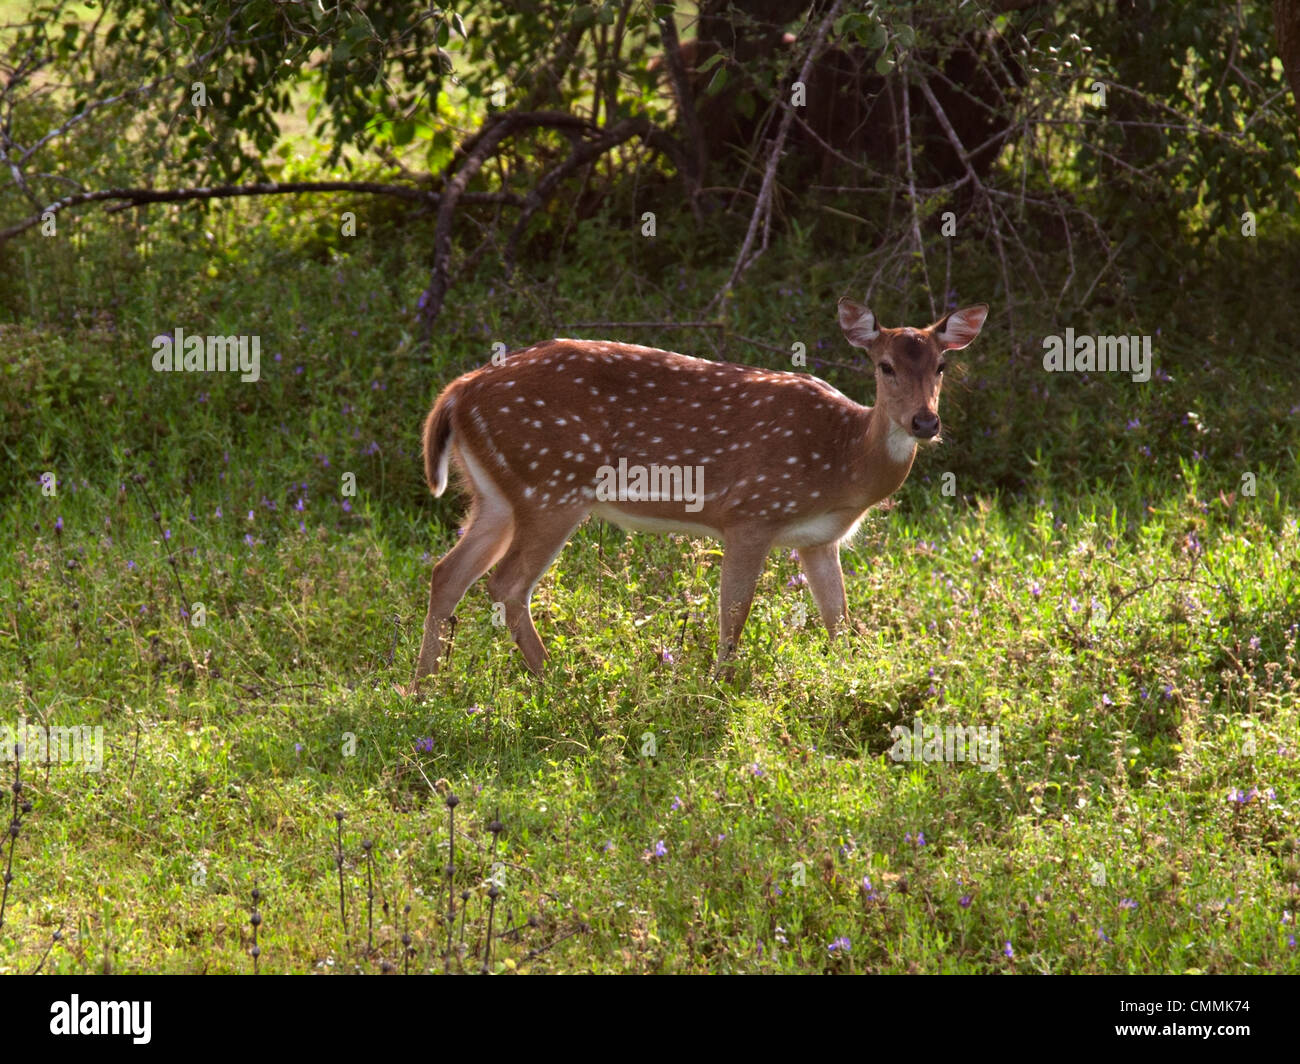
886;420;918;464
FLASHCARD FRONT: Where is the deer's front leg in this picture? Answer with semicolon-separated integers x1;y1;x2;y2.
796;541;849;637
715;533;774;677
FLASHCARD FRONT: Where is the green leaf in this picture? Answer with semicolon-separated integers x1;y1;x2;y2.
875;54;894;76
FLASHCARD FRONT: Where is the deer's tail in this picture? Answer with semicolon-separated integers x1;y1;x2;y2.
422;390;456;497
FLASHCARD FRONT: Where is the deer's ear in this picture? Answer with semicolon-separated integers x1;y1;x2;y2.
838;298;879;348
934;304;988;350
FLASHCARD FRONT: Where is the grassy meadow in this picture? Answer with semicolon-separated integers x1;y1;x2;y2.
1;163;1298;974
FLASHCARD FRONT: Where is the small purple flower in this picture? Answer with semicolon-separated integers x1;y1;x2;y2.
54;516;63;533
959;894;972;909
644;840;667;859
295;497;305;512
415;737;434;753
1004;941;1014;958
748;763;764;778
1119;898;1137;910
342;500;352;513
215;506;223;518
1029;581;1042;598
603;840;614;853
827;936;850;953
294;743;304;753
659;647;675;664
1097;928;1112;942
670;795;682;812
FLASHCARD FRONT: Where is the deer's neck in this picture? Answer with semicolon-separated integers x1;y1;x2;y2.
857;406;917;506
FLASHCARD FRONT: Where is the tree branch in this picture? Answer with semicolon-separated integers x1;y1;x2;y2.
0;180;518;245
709;0;846;309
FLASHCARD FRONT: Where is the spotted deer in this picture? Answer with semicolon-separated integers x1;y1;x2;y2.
406;298;987;688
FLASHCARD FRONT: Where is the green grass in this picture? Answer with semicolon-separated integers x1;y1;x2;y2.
1;173;1298;973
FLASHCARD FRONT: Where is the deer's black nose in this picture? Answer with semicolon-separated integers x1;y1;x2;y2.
912;412;940;438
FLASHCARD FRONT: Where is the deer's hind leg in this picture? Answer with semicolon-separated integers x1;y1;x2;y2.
485;505;588;675
409;454;514;690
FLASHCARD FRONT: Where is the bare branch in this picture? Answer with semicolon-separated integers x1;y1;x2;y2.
0;180;518;245
901;51;936;321
656;10;705;208
504;115;652;274
709;0;846;309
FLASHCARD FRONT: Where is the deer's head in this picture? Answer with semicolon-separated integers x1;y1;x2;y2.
838;299;988;443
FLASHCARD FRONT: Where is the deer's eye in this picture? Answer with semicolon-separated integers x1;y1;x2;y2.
879;363;895;378
937;362;946;374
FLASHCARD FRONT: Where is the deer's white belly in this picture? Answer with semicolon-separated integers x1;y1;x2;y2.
774;511;865;548
590;503;721;540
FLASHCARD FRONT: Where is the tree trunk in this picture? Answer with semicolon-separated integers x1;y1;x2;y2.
1276;0;1300;121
